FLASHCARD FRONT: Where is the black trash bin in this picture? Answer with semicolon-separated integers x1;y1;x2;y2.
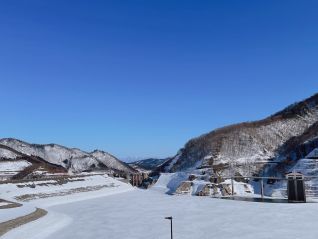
286;172;306;203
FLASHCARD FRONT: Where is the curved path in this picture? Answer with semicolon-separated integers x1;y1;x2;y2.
0;208;47;237
0;200;22;210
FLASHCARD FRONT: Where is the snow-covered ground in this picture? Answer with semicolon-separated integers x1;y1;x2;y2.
0;204;35;223
3;188;318;239
2;173;318;239
0;175;126;202
0;174;133;226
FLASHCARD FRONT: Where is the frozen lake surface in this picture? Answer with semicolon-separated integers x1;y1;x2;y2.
3;187;318;239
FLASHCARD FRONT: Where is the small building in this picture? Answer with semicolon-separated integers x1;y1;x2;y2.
286;172;306;203
129;173;149;187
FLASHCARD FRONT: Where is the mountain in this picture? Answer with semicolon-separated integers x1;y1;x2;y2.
91;150;135;173
157;93;318;193
0;138;136;176
129;158;169;171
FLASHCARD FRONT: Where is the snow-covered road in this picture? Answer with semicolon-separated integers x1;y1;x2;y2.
3;188;318;239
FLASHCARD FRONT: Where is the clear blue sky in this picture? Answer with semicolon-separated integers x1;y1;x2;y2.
1;0;317;160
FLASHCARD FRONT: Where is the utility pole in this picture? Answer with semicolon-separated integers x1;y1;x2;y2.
230;161;234;198
260;178;264;199
165;216;173;239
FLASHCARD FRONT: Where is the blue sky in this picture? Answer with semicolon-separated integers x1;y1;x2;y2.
0;0;317;160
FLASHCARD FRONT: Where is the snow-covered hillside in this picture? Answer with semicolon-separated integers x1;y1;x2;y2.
155;93;318;196
91;150;134;173
0;147;19;159
161;94;318;175
0;138;136;175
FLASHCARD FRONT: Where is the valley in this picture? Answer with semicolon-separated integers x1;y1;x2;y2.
2;93;318;238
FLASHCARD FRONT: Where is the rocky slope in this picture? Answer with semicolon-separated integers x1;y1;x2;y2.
157;93;318;196
0;138;136;175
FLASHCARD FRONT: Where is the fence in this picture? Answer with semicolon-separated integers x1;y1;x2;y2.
208;175;318;200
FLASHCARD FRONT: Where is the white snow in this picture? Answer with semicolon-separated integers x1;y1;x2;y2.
0;175;131;202
152;172;188;194
0;148;18;159
0;175;133;224
0;160;31;172
0;204;36;223
91;150;134;173
0;139;133;173
168;106;318;174
0;201;11;207
3;187;318;239
164;152;181;171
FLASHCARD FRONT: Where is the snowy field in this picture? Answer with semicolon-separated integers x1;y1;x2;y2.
3;186;318;239
0;175;132;224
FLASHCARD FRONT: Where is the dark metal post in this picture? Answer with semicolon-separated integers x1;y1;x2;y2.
170;218;173;239
165;216;173;239
231;177;234;197
260;178;264;199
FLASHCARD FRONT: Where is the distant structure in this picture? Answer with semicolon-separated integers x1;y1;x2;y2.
129;173;149;187
286;172;306;203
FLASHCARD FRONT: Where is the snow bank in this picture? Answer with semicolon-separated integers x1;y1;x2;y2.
152;173;188;194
